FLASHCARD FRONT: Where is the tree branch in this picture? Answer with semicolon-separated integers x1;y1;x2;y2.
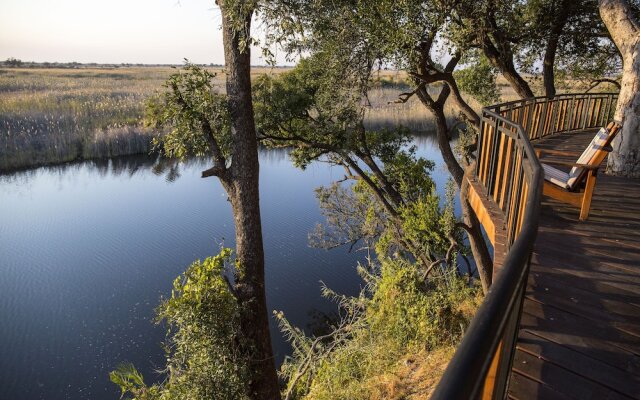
390;82;426;104
169;81;228;177
586;78;621;92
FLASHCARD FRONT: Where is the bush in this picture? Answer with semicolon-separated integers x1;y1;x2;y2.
281;259;481;400
110;248;250;400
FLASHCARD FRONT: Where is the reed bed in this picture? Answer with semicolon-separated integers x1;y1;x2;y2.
0;67;180;170
363;82;481;132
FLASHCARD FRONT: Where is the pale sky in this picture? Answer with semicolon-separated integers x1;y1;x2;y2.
0;0;283;65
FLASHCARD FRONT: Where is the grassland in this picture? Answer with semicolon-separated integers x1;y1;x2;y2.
0;66;449;171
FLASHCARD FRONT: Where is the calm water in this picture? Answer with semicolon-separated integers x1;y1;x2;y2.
0;135;450;400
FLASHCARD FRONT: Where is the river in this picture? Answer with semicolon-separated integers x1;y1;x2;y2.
0;134;451;399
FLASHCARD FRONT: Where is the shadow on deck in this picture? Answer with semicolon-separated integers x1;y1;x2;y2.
508;131;640;400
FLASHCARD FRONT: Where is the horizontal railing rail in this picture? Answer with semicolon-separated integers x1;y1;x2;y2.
429;92;617;399
488;92;618;142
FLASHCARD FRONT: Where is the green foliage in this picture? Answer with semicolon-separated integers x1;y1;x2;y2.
367;261;474;351
254;59;458;267
312;150;457;267
219;0;258;53
253;56;362;169
372;151;454;261
109;363;160;400
110;248;249;400
278;259;480;400
454;53;501;106
387;195;449;261
146;63;231;161
310;181;387;251
517;0;621;85
376;146;435;203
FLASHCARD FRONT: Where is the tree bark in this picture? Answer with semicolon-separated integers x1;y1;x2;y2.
543;32;561;98
543;1;572;98
218;2;282;399
482;37;535;99
600;0;640;177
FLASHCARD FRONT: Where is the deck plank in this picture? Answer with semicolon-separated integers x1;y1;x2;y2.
507;130;640;400
512;349;632;400
516;331;640;399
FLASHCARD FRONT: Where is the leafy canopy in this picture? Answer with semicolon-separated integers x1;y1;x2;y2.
146;63;231;161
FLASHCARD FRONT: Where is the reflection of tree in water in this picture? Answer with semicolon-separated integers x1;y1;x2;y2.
410;126;461;148
0;154;163;184
151;157;182;182
258;145;290;163
0;134;442;185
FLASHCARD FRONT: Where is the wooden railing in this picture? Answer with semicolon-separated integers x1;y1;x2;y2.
489;93;618;141
431;92;616;399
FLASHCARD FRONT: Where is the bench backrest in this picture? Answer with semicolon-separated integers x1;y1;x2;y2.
566;123;620;190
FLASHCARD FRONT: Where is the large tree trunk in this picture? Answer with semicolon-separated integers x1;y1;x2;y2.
219;2;282;399
543;33;561;98
543;1;572;98
600;0;640;177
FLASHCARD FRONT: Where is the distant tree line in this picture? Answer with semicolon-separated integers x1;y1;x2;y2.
0;58;229;69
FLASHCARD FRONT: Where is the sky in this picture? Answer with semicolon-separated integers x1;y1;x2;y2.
0;0;283;65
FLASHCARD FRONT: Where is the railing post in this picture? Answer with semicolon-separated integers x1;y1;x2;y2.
536;99;549;139
525;99;535;139
605;94;614;124
581;94;591;130
547;97;558;134
567;95;576;131
487;118;501;194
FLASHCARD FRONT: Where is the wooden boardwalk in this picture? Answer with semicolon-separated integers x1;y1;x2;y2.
508;131;640;399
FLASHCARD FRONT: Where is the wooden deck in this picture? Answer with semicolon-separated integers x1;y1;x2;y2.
508;131;640;399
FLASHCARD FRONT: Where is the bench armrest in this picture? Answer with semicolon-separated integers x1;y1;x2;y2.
541;160;600;170
535;148;579;157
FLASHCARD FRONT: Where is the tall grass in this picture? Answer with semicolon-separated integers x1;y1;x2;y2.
0;67;177;170
363;82;482;132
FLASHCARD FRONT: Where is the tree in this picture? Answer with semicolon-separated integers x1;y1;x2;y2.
253;58;461;276
518;0;622;98
216;3;282;396
140;0;281;397
600;0;640;177
259;0;496;292
4;57;23;67
197;2;281;396
448;0;535;99
110;250;251;400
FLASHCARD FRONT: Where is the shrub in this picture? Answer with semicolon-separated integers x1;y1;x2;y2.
110;248;250;400
280;259;481;400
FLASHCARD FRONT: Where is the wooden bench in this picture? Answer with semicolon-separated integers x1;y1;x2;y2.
536;122;621;221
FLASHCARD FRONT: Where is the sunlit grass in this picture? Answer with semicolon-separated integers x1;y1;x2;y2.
0;66;449;171
0;67;177;170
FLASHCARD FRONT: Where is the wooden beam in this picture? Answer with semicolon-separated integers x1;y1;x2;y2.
467;176;508;270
